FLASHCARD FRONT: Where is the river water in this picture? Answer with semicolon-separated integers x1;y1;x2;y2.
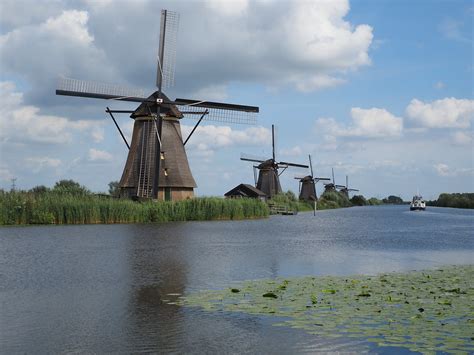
1;205;473;353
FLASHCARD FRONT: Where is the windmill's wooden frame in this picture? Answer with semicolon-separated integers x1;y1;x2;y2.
241;125;308;199
56;10;258;201
295;155;330;202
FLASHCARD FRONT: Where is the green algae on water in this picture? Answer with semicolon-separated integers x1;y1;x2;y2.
176;265;474;353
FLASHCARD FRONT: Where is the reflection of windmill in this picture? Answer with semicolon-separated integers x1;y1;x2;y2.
295;155;330;202
336;175;359;198
56;9;258;201
240;125;308;198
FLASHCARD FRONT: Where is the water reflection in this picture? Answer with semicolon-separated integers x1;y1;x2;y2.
0;205;472;353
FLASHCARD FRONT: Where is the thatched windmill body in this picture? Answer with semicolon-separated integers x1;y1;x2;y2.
337;175;359;198
323;168;337;193
241;125;308;198
295;155;330;202
56;10;258;201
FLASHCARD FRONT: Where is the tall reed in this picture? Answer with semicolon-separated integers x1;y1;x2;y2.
0;190;269;225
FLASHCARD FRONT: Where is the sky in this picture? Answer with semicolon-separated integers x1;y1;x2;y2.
0;0;472;200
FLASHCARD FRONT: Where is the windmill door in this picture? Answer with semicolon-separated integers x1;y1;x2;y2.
165;187;171;201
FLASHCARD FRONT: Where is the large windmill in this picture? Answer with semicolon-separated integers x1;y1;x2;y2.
56;9;258;201
295;155;330;202
240;125;308;198
336;175;359;198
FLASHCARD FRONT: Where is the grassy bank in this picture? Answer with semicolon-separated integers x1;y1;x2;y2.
0;191;269;225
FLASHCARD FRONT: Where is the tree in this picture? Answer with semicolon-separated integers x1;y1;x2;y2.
350;195;367;206
382;195;404;204
285;190;297;202
29;185;50;194
53;179;90;195
108;181;120;197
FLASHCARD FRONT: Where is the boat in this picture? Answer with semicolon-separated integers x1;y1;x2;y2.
410;195;426;211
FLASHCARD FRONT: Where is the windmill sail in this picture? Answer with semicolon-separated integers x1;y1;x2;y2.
57;77;148;102
157;10;179;89
56;8;259;201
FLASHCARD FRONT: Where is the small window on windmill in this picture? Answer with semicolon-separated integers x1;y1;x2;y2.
160;152;165;160
164;168;169;176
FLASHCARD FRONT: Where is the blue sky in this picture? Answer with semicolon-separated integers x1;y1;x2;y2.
0;0;472;200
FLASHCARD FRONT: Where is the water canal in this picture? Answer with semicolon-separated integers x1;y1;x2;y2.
1;205;473;353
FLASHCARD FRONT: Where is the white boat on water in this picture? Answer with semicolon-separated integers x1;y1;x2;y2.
410;195;426;211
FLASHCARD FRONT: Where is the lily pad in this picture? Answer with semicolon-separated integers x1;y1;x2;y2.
177;265;474;353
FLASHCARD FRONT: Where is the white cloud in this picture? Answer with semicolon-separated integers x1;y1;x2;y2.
42;10;94;45
182;124;271;148
434;81;445;89
0;81;105;144
190;84;228;101
0;8;114;105
25;157;61;173
315;107;403;140
439;18;471;43
0;0;373;104
280;145;303;157
406;98;474;129
451;131;473;146
0;166;14;182
181;124;271;162
88;148;113;161
205;0;249;16
434;163;452;176
434;162;473;177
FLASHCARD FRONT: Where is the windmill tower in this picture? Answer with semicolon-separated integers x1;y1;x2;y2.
56;10;258;201
240;125;308;198
295;155;330;202
323;168;337;193
336;175;359;198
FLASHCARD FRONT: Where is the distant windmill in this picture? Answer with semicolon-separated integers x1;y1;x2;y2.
336;175;359;198
56;9;258;201
240;125;308;198
323;168;337;193
295;155;330;202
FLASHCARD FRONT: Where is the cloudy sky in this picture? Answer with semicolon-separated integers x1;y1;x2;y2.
0;0;472;200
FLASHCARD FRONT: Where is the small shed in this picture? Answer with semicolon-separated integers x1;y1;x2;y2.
224;184;267;201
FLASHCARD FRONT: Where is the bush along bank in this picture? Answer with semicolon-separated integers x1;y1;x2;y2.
427;193;474;209
0;191;269;225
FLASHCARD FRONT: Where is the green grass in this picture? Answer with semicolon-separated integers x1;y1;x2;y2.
0;191;269;225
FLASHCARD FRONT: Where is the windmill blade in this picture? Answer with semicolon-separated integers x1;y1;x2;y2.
332;168;335;185
348;188;359;192
179;105;257;125
157;9;179;89
175;98;259;113
240;153;266;163
278;161;309;169
56;77;148;103
294;175;307;180
176;98;258;125
241;157;265;163
315;177;331;181
309;154;314;177
335;184;346;189
272;124;276;162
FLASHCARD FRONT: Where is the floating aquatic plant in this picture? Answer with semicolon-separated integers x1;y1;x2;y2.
176;265;474;353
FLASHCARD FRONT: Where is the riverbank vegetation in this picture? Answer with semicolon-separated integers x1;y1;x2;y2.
427;193;474;209
270;190;398;213
0;180;269;225
175;265;474;353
